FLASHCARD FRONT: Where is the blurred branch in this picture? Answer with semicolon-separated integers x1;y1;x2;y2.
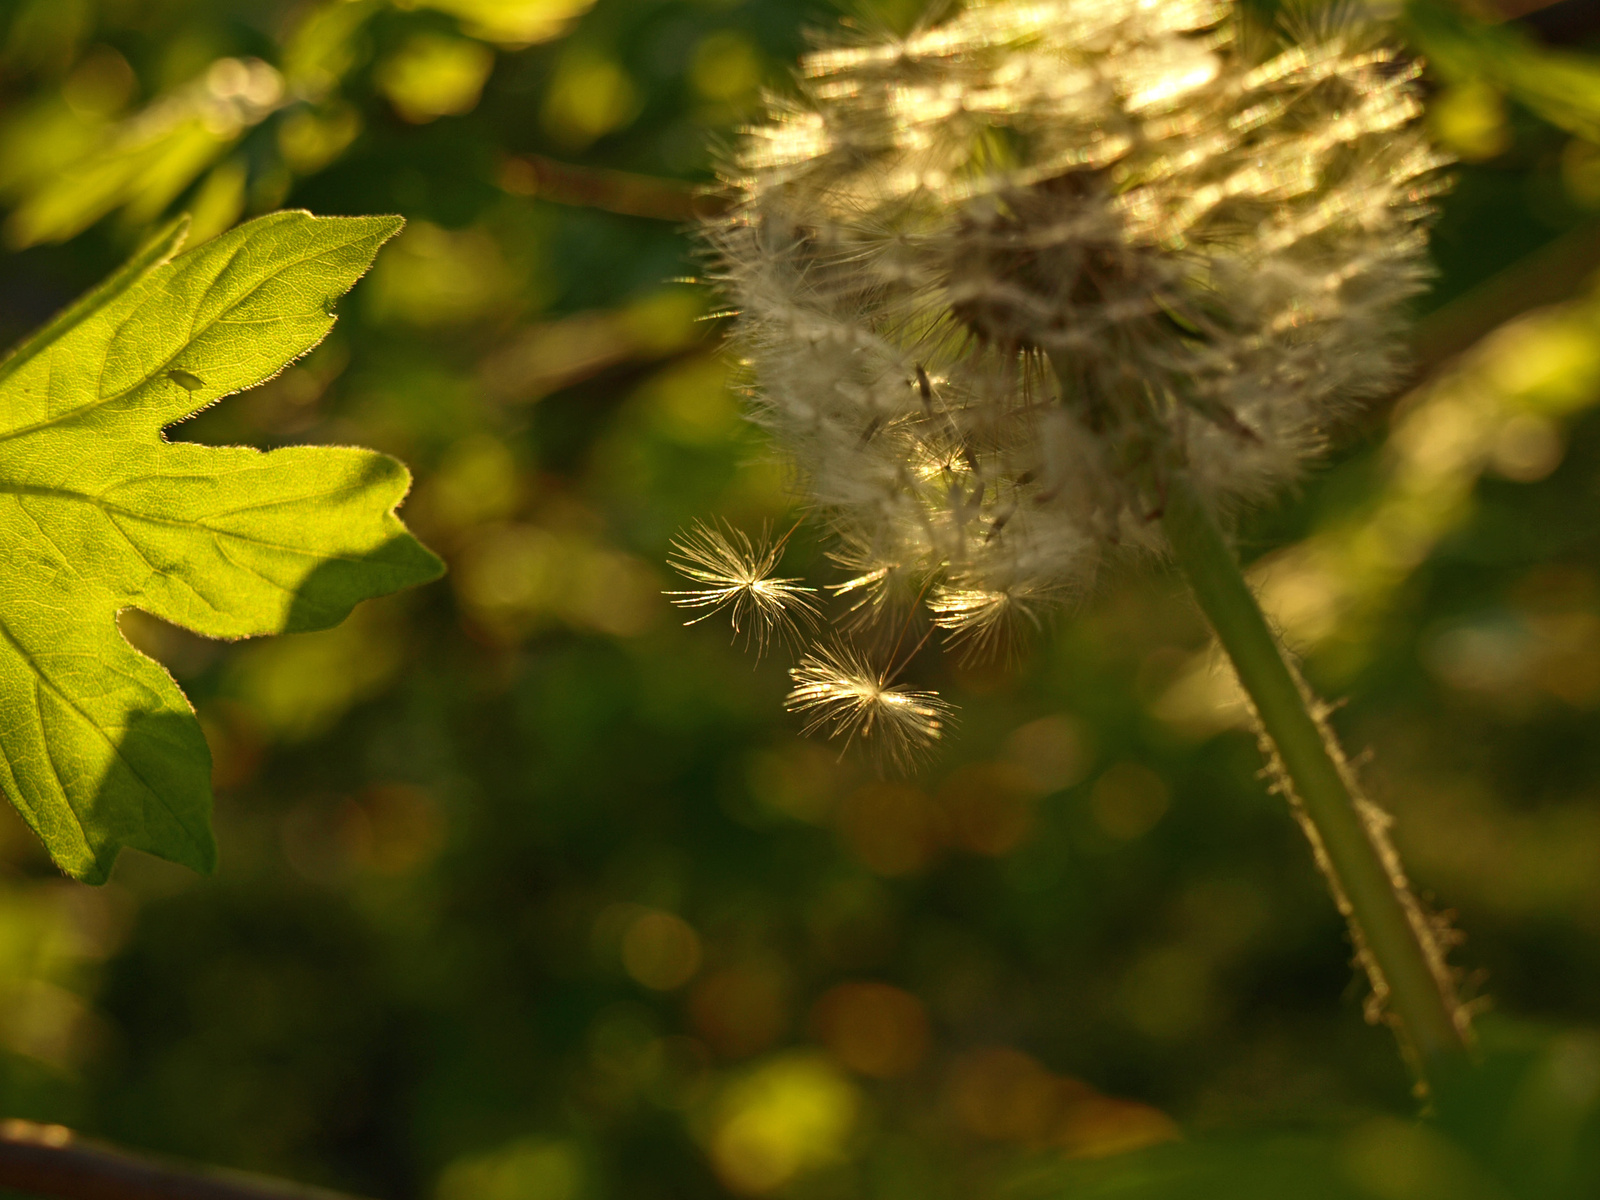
480;307;656;402
490;171;1600;406
478;288;719;405
1409;218;1600;380
1495;0;1600;44
0;1120;377;1200
498;155;729;223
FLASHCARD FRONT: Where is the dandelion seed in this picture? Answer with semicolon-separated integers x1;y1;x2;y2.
786;642;953;769
824;526;922;631
829;563;896;613
666;521;819;655
928;576;1066;663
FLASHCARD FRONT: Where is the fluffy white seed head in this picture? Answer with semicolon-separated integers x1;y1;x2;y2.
708;0;1445;622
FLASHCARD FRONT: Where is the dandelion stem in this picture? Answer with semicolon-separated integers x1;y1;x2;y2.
1161;475;1468;1083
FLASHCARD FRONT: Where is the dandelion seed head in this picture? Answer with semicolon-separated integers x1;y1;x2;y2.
708;0;1443;616
786;642;954;769
681;0;1442;763
666;521;819;656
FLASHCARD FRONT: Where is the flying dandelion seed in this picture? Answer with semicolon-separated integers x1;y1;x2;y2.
786;642;953;768
666;521;819;655
927;576;1066;663
824;525;929;632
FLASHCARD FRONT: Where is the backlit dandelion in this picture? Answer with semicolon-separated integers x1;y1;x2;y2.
679;0;1447;738
785;642;954;768
679;0;1469;1073
706;0;1444;613
666;521;819;655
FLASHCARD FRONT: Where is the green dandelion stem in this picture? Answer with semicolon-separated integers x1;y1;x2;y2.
1162;474;1468;1082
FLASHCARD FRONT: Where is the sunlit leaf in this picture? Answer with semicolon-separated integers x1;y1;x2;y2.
0;209;442;882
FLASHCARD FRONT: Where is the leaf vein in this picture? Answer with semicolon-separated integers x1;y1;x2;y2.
0;617;195;864
0;227;371;444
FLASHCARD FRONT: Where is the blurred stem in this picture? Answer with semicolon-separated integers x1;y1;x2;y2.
0;1118;372;1200
1161;474;1468;1084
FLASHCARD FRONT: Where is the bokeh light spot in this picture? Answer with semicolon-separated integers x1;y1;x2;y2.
810;980;929;1079
939;763;1037;856
1427;81;1508;162
945;1045;1177;1157
620;910;702;991
542;48;639;148
436;1137;585;1200
367;221;517;327
746;742;843;824
835;782;943;875
708;1054;859;1194
947;1046;1076;1143
690;961;791;1059
62;45;134;118
1002;713;1093;793
377;34;495;124
1089;763;1170;840
690;32;762;104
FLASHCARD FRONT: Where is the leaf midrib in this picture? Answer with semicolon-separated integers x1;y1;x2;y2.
0;481;389;563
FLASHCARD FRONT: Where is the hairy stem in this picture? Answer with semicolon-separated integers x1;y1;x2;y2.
1162;474;1468;1083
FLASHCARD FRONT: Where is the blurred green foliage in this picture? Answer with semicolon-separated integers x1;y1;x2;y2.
2;0;1600;1197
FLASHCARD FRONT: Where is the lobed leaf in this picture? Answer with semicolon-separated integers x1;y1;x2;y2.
0;210;443;883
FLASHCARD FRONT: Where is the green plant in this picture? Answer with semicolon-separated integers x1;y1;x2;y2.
0;209;440;882
3;1;1600;1198
679;0;1467;1085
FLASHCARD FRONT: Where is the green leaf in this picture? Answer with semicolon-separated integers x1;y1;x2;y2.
0;216;190;388
0;209;443;883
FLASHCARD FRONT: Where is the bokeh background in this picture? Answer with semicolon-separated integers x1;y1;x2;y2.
1;0;1600;1197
